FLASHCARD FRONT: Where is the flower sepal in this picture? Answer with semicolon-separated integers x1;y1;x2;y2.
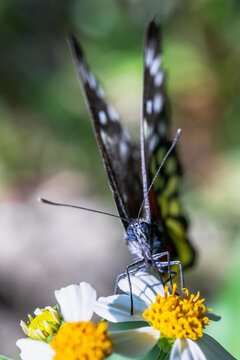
157;336;175;354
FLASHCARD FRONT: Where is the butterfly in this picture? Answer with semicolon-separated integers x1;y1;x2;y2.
67;20;196;304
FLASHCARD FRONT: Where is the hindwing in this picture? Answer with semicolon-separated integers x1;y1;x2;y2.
142;21;195;268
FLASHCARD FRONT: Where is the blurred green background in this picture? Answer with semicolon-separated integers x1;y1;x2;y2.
0;0;239;358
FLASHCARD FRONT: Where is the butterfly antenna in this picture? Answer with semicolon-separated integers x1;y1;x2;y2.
39;198;130;224
137;128;182;219
140;111;151;224
140;24;158;224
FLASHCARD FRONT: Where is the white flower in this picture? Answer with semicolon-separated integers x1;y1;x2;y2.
16;282;113;360
95;272;237;360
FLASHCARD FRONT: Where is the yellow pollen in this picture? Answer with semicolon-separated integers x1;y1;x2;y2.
143;284;211;341
50;321;113;360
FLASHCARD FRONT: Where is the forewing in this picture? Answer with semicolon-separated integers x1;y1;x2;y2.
142;21;196;269
68;35;142;228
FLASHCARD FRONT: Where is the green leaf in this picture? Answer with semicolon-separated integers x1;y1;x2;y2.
0;356;15;360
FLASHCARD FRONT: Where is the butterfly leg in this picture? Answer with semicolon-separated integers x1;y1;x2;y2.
154;259;184;291
152;251;172;287
166;260;185;290
149;254;168;288
114;260;145;315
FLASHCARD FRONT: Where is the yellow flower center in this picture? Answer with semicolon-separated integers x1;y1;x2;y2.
143;284;211;341
50;321;113;360
20;307;60;341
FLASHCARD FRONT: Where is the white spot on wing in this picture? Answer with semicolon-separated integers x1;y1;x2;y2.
154;71;164;87
81;66;88;83
144;120;148;137
145;48;154;68
100;129;117;145
88;73;97;89
123;130;131;142
96;85;105;99
146;100;153;114
98;111;107;125
119;141;129;160
107;105;119;121
149;134;159;152
153;94;163;113
150;57;161;76
100;129;107;143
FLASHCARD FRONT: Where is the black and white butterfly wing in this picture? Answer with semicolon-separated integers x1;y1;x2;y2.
143;21;170;161
68;35;142;229
142;21;196;269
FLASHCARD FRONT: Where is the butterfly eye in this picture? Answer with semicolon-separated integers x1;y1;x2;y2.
140;222;150;235
127;226;137;241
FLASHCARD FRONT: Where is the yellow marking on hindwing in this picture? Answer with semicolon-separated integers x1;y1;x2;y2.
156;147;166;165
165;157;177;175
154;175;165;191
166;218;192;266
162;176;179;198
151;158;157;177
159;198;168;218
166;218;185;238
169;199;181;216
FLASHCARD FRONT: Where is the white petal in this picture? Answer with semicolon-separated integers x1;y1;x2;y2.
16;338;55;360
170;338;206;360
111;326;159;358
95;294;146;322
34;308;43;316
196;334;237;360
55;282;96;322
118;271;164;305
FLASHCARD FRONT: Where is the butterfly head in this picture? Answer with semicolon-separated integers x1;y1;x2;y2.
127;219;150;241
126;219;152;260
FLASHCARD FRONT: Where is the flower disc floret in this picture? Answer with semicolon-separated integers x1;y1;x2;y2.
50;320;113;360
143;284;211;341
